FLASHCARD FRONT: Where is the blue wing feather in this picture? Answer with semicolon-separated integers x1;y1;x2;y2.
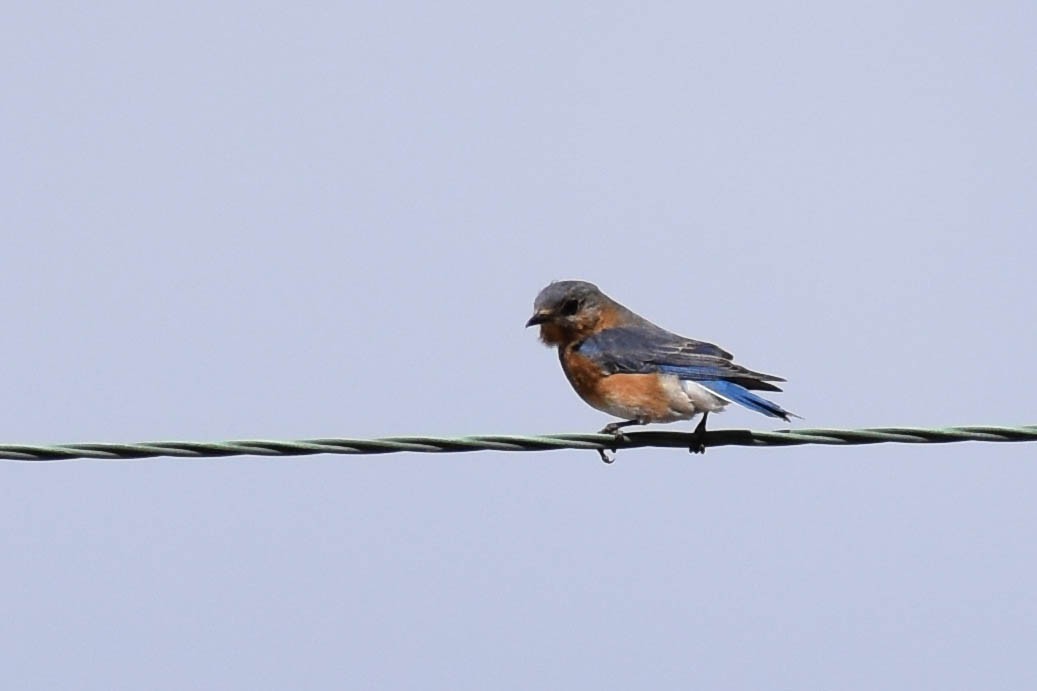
657;363;736;379
576;326;794;419
577;327;784;385
697;380;792;421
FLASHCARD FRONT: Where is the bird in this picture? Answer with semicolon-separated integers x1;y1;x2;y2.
526;280;795;461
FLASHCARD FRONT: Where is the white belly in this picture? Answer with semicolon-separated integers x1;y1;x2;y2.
678;379;731;414
593;375;729;423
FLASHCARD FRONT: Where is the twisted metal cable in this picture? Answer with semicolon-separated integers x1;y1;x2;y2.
1;424;1035;462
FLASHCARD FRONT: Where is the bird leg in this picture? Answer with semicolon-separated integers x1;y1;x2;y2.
597;419;643;463
600;419;643;435
689;412;709;454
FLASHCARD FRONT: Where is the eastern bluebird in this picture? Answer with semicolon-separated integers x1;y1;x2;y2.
526;280;796;460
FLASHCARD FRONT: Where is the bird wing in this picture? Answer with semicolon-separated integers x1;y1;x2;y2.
576;326;785;391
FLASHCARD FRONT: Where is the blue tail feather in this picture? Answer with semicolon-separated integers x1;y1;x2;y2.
699;380;793;421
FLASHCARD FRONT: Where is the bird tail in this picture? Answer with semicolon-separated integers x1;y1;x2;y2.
700;380;798;421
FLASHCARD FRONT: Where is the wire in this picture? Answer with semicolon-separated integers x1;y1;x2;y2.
2;424;1035;462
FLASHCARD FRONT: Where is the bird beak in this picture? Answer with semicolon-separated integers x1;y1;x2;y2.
525;311;550;327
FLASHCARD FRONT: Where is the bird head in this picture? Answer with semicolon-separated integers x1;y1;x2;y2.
525;280;610;345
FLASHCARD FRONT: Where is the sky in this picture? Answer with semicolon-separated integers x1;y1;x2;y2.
2;1;1036;688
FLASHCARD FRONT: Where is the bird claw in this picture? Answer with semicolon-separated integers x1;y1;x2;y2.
688;413;709;454
688;427;708;454
596;423;628;464
597;425;627;463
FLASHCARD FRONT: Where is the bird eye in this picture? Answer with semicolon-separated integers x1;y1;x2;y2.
560;298;581;316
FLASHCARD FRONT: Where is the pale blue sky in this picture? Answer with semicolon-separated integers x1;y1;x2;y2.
3;2;1036;688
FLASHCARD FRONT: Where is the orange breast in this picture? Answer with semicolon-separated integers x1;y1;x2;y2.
559;347;610;409
595;374;675;418
560;347;679;421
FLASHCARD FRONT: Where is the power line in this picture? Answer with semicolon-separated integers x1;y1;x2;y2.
1;424;1035;462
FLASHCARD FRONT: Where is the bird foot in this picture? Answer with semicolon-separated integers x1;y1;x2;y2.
688;414;708;454
597;422;629;463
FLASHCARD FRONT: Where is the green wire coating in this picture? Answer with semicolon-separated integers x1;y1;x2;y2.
1;424;1035;461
